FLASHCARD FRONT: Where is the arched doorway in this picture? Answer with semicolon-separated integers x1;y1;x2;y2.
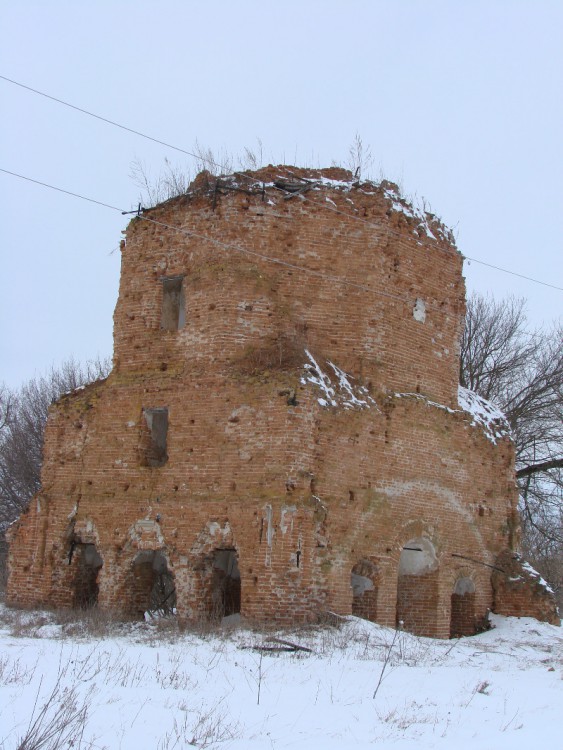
450;577;476;637
396;537;439;637
70;543;103;608
130;550;176;618
351;559;380;622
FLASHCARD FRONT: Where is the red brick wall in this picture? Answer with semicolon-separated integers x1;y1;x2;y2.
8;167;553;635
492;551;559;625
450;593;476;637
397;570;439;637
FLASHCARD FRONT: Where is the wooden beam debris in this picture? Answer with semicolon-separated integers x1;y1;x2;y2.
242;636;314;654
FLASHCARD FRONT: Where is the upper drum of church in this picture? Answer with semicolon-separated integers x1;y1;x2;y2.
113;166;465;407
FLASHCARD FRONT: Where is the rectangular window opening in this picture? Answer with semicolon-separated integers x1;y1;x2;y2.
161;276;185;331
141;407;169;467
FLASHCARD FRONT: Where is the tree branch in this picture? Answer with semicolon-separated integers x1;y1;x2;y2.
516;458;563;478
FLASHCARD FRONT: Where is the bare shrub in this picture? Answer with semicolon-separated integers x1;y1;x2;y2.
0;654;36;686
53;606;120;640
157;702;240;750
238;138;265;171
15;674;93;750
130;157;192;207
234;334;306;376
347;133;374;181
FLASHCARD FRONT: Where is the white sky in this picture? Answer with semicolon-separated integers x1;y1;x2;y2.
1;0;561;388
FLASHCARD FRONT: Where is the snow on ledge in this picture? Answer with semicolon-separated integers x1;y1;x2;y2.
394;387;511;444
521;559;555;594
301;350;377;410
381;184;454;243
457;385;511;444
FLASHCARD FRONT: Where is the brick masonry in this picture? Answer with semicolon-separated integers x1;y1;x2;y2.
6;166;558;636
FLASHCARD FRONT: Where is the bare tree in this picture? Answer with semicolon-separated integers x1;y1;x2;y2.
460;294;563;602
0;357;111;530
0;384;13;433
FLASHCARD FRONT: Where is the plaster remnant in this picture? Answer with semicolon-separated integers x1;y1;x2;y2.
280;505;296;535
413;298;426;323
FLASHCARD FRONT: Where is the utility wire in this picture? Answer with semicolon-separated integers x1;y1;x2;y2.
2;163;562;298
290;188;563;292
0;74;205;162
462;257;563;291
0;168;123;213
0;166;441;308
137;214;411;306
0;73;451;250
2;73;562;293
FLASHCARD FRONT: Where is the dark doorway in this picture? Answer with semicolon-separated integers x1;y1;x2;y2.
130;550;176;618
450;577;476;637
351;559;379;622
210;549;241;619
71;543;103;609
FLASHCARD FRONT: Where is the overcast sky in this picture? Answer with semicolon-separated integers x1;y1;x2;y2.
1;1;561;388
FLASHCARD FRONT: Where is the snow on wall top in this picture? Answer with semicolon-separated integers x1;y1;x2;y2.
173;167;455;246
302;352;510;445
520;558;555;594
392;387;511;445
457;385;511;444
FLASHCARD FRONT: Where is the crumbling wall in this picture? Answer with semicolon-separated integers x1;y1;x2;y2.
7;167;555;635
492;551;559;625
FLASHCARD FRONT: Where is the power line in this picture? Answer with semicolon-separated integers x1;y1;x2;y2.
296;193;563;292
0;166;444;309
137;214;411;305
3;73;562;293
278;169;563;292
2;164;562;297
0;74;206;163
462;256;563;291
0;73;445;245
0;168;123;213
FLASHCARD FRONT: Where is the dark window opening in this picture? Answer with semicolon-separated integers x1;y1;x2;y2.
141;408;168;467
161;276;185;331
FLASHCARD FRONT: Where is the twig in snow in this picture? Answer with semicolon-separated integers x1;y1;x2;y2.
373;624;401;699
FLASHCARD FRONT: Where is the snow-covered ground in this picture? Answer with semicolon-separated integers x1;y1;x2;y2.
0;606;561;749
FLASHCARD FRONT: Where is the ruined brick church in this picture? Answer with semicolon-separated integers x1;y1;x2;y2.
7;166;557;637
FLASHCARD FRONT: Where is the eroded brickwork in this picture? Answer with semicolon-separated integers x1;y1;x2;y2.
7;166;557;636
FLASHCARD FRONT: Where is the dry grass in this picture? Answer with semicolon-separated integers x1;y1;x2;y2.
233;333;306;376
